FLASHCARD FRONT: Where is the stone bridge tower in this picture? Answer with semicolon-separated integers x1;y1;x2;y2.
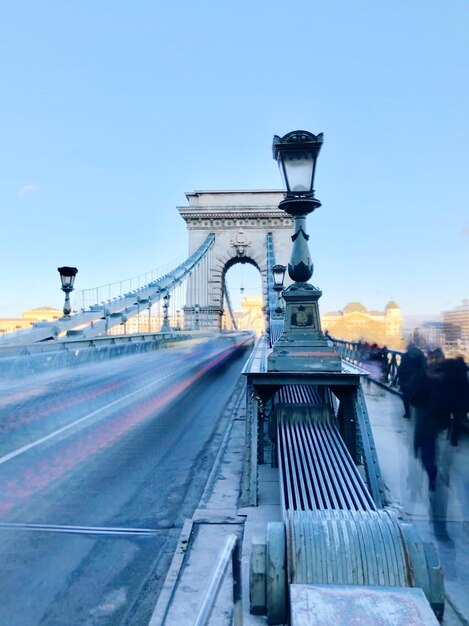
178;190;293;330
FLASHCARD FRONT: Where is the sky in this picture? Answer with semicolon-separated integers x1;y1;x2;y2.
0;0;468;320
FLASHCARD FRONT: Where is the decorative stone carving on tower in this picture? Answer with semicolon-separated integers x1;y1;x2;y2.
230;229;252;257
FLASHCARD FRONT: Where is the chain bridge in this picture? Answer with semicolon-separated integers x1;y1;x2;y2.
0;149;467;624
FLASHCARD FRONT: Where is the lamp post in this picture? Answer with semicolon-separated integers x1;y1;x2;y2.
57;266;78;318
161;293;171;332
148;297;152;333
194;303;200;330
272;264;286;314
267;131;341;372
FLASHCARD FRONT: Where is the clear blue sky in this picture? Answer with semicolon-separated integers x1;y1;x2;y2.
1;0;467;318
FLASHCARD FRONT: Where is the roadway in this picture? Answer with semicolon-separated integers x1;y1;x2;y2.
0;336;251;626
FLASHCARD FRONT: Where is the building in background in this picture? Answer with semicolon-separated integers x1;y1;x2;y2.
0;306;62;338
224;296;265;336
443;299;469;350
413;321;447;349
321;301;404;350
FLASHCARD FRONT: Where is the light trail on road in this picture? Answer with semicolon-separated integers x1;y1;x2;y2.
0;356;200;467
0;333;252;626
0;334;252;517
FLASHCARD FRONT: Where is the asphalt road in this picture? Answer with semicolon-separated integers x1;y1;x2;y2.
0;336;250;626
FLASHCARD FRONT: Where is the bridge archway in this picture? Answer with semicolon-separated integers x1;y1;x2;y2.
178;191;293;330
223;257;264;334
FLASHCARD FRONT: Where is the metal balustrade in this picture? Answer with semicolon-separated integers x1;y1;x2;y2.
332;338;403;386
265;232;285;347
0;332;193;379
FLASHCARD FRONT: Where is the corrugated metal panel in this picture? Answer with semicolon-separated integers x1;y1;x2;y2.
286;510;408;588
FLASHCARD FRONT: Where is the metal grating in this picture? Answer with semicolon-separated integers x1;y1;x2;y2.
277;403;376;512
277;384;322;405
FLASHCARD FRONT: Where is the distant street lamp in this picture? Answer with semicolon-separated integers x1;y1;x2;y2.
161;293;171;332
57;266;78;318
272;264;286;290
194;303;200;330
148;297;152;333
272;264;286;313
268;131;341;372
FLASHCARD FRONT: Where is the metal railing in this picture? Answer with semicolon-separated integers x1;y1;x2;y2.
332;338;404;387
0;332;195;379
73;257;184;312
193;534;242;626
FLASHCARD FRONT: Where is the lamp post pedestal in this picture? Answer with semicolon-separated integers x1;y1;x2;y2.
267;282;341;372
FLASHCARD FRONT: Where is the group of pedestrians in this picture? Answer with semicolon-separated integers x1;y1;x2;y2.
357;341;390;382
396;343;468;491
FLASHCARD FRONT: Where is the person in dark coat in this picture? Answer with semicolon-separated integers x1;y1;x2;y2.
412;348;448;491
397;343;427;418
445;356;469;446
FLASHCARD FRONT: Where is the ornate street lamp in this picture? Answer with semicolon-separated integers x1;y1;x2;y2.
194;303;200;330
273;130;322;282
268;131;341;372
272;264;286;314
57;266;78;318
272;264;286;290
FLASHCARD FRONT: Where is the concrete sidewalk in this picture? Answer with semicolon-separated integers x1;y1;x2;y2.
150;377;468;625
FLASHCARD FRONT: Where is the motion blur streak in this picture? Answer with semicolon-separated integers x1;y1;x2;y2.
0;333;252;517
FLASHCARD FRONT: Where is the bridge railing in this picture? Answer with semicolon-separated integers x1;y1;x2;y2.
265;232;285;347
0;332;200;379
332;338;404;388
72;257;184;312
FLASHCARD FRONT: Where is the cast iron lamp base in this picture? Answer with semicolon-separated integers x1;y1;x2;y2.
267;283;342;372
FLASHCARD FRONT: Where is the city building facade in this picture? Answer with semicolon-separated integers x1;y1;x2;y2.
442;299;469;350
0;307;62;338
321;301;404;350
225;296;265;336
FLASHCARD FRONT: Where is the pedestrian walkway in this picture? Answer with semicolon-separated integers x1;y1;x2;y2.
363;379;469;625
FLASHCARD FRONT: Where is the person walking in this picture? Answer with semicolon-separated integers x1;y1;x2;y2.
397;343;427;418
445;356;469;446
412;348;448;491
